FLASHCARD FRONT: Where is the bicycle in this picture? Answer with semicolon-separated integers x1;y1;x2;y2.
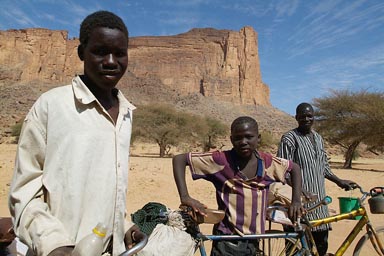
181;204;318;256
302;185;384;256
184;185;384;256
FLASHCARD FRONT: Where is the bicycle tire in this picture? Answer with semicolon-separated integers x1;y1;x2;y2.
263;230;305;256
353;226;384;256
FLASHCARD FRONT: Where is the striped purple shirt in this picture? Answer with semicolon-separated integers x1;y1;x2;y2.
187;149;292;235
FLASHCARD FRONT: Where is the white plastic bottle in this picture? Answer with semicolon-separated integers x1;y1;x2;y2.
72;223;107;256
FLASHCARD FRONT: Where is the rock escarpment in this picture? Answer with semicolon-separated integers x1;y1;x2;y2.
128;26;270;105
0;26;270;106
0;28;81;83
0;26;287;142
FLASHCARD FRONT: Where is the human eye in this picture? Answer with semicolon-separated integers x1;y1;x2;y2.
246;135;255;140
115;50;127;57
232;135;243;141
92;48;107;56
297;115;307;121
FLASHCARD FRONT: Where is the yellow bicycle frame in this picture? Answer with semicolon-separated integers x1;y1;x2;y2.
308;207;384;256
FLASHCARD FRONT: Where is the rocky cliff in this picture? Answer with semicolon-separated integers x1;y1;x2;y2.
0;26;270;106
0;28;81;83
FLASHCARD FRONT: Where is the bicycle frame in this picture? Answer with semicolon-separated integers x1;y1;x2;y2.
308;203;384;255
197;229;310;256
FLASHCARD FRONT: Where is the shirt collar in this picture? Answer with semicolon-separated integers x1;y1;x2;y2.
71;75;136;111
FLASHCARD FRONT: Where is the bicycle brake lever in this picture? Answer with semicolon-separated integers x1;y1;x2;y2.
294;217;303;232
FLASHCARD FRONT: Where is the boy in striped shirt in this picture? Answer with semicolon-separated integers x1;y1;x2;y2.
173;116;303;255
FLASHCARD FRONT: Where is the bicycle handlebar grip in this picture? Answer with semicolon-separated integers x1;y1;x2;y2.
322;196;332;205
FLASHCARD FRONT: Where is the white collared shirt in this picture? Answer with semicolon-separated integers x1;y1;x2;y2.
9;76;136;256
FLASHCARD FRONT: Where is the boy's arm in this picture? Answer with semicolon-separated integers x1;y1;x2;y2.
172;154;207;215
9;116;73;255
288;162;304;223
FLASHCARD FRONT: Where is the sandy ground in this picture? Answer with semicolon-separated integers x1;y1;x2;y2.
1;143;383;255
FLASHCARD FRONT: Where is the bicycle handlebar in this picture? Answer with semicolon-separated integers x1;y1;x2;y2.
351;184;371;202
118;233;148;256
267;195;333;214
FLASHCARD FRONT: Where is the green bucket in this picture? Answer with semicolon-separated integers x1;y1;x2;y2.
338;197;362;220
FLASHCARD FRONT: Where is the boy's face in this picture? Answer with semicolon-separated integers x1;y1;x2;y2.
230;123;260;159
80;27;128;90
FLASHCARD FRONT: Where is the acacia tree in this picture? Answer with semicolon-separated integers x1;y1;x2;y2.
132;104;228;157
313;89;384;168
199;116;228;151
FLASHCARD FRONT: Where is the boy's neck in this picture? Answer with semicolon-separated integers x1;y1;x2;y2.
231;149;259;178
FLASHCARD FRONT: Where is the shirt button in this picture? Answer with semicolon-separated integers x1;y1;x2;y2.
118;162;121;167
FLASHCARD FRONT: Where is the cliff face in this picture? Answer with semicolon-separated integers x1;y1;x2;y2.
0;26;270;106
0;29;82;83
128;26;269;105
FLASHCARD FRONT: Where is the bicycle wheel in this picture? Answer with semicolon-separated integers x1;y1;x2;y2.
263;230;304;256
353;226;384;256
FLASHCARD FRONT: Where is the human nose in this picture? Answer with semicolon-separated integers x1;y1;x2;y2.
104;53;117;66
238;137;248;145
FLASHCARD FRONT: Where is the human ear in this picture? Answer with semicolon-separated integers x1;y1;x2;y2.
77;45;84;61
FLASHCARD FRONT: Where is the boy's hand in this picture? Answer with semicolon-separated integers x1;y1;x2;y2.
125;225;145;249
288;201;304;224
0;217;15;247
180;196;208;216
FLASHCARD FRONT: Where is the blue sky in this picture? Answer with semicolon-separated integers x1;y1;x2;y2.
0;0;383;115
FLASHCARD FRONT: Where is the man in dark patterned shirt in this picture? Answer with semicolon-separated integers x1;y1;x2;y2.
277;102;357;256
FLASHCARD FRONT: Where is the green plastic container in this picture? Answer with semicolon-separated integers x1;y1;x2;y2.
338;197;362;220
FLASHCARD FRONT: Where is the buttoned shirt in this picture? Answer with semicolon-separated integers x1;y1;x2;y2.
9;76;136;256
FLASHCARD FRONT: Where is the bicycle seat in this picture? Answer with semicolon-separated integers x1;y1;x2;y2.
203;209;225;224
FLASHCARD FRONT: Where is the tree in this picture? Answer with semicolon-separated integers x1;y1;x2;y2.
199;116;228;151
132;104;228;157
132;104;187;157
313;89;384;168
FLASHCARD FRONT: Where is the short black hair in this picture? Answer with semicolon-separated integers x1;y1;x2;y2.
231;116;258;133
296;102;313;115
79;10;128;46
